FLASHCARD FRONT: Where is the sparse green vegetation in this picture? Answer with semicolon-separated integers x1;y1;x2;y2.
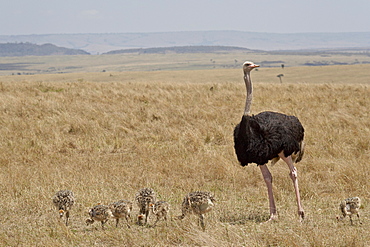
0;64;369;246
1;49;370;75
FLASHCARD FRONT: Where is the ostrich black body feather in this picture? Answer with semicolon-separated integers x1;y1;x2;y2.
234;111;304;166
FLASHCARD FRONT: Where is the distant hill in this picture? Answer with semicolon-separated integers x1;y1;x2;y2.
104;45;257;55
1;31;370;54
0;42;90;57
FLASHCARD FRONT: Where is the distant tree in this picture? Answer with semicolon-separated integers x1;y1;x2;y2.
277;74;284;83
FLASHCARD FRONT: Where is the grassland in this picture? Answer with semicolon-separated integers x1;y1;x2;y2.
0;64;369;246
1;50;370;75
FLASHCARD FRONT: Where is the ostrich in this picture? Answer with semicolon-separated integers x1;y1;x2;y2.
149;201;170;227
233;61;305;222
109;199;133;228
86;204;113;229
135;188;157;225
52;190;75;226
177;191;215;231
338;197;362;225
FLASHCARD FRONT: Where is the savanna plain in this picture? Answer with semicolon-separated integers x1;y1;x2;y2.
0;63;369;246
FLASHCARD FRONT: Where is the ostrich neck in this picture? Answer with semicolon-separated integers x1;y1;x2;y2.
243;72;253;116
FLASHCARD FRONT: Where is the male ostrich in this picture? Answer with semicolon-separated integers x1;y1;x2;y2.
233;61;305;221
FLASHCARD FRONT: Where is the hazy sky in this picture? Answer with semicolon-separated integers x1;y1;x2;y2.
2;0;370;35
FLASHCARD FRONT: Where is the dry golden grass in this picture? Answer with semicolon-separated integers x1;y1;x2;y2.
0;64;369;246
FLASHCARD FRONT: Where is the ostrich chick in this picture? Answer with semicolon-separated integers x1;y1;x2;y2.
135;188;156;225
338;197;362;225
178;191;215;231
52;190;75;226
109;200;133;228
86;204;113;229
149;201;170;227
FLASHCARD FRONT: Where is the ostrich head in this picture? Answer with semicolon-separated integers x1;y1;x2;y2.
86;218;94;225
243;61;259;74
59;209;65;218
137;214;145;225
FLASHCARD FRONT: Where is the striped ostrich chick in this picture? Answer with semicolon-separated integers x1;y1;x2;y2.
52;190;75;226
149;201;170;227
135;188;156;225
338;197;362;225
178;191;215;231
86;204;113;229
109;199;133;228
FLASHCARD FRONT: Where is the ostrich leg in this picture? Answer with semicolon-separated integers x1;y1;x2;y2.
278;152;305;220
259;165;277;221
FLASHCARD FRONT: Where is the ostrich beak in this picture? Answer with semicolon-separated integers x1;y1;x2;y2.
251;64;259;68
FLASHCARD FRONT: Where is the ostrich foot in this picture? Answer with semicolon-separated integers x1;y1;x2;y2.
298;210;305;221
299;210;304;218
261;213;278;224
